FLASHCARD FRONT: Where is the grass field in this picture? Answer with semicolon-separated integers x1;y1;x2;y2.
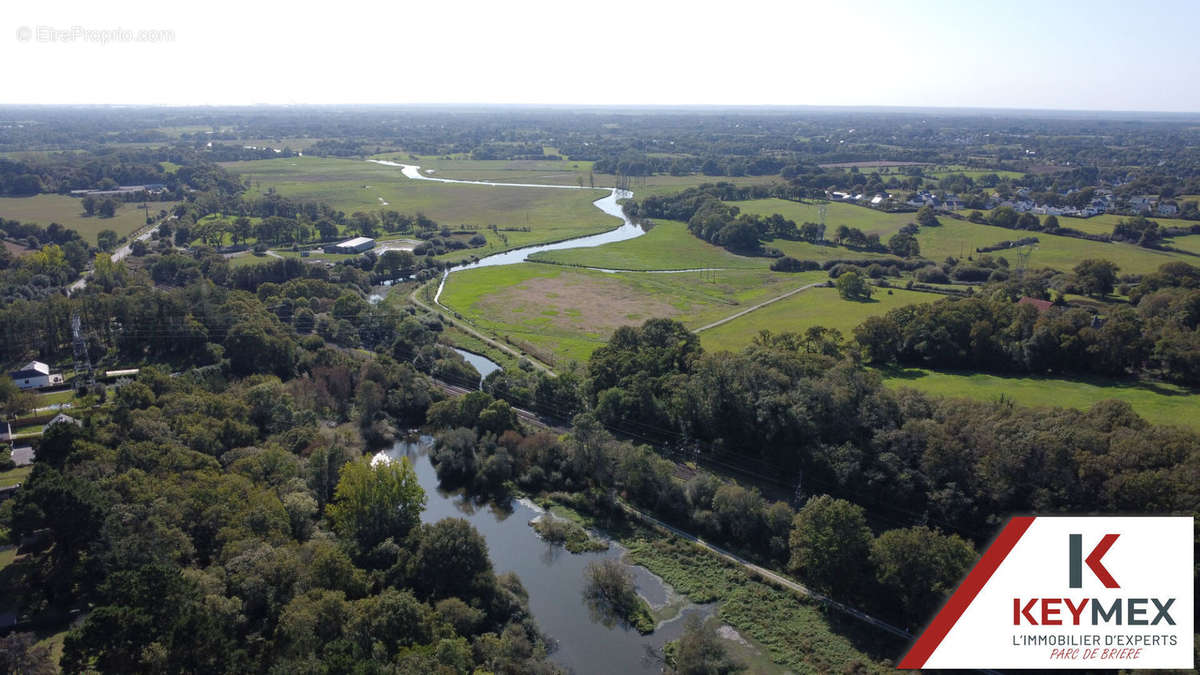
439;263;821;365
699;286;939;353
0;194;177;246
227;252;275;268
369;153;777;197
0;465;33;488
36;390;77;407
221;156;618;253
529;220;771;270
956;209;1200;237
917;219;1190;274
1166;233;1200;255
733;199;914;237
880;368;1200;431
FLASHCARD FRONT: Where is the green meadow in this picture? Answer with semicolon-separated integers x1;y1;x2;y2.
529;220;770;270
221;156;617;252
956;209;1198;236
368;152;595;186
438;263;819;365
880;368;1200;431
1166;233;1200;255
369;152;777;196
0;194;177;246
732;198;914;237
699;286;938;353
917;219;1190;274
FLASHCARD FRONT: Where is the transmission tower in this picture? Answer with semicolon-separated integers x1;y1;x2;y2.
1014;245;1035;279
71;311;95;388
818;204;827;228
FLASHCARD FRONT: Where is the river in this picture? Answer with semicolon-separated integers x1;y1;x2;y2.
375;437;714;675
366;159;647;303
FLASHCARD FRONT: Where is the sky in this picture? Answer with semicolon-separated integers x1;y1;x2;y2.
2;0;1198;112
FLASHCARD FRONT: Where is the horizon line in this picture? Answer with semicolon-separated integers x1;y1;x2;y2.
1;102;1198;117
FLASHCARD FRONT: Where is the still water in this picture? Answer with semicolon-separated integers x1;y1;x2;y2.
375;438;713;675
451;348;502;387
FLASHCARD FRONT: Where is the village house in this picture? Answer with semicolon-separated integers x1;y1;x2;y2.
1127;195;1156;211
8;361;64;390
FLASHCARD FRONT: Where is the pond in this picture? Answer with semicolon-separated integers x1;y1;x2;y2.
374;438;714;675
450;348;502;388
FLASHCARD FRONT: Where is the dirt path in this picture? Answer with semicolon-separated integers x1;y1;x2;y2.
692;282;825;333
617;499;913;642
408;284;557;375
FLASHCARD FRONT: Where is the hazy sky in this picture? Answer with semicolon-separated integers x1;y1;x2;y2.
2;0;1197;112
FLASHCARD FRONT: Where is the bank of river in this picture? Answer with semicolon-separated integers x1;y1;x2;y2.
365;160;645;303
375;437;714;675
451;347;501;387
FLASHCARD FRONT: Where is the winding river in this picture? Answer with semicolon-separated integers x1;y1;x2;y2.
365;163;737;672
375;437;715;674
368;160;643;274
368;159;652;376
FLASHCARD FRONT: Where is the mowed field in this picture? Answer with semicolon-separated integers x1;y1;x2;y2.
529;220;770;270
221;156;618;254
954;209;1200;236
881;368;1200;431
916;219;1191;274
369;152;778;196
698;286;939;353
734;200;1197;273
438;263;820;365
733;199;913;237
1167;233;1200;255
0;194;175;246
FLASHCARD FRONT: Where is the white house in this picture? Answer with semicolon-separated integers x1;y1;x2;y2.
1158;202;1179;216
9;361;64;390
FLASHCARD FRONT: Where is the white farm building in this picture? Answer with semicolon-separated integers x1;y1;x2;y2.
324;237;376;254
9;361;65;390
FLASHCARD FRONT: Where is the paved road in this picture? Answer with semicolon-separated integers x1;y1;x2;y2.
693;281;826;333
68;217;173;295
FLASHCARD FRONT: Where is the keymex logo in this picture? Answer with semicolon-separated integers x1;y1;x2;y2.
1069;533;1118;588
898;516;1193;669
1012;532;1176;628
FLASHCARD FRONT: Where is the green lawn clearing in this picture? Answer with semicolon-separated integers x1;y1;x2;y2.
222;156;618;255
438;263;821;365
0;194;177;246
879;368;1200;431
699;286;939;353
530;220;770;270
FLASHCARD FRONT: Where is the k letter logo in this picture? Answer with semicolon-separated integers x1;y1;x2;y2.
1068;533;1119;589
898;517;1193;670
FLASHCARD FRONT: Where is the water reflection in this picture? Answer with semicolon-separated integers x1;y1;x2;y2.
375;436;716;675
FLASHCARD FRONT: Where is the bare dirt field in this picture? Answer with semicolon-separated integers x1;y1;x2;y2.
473;273;682;335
